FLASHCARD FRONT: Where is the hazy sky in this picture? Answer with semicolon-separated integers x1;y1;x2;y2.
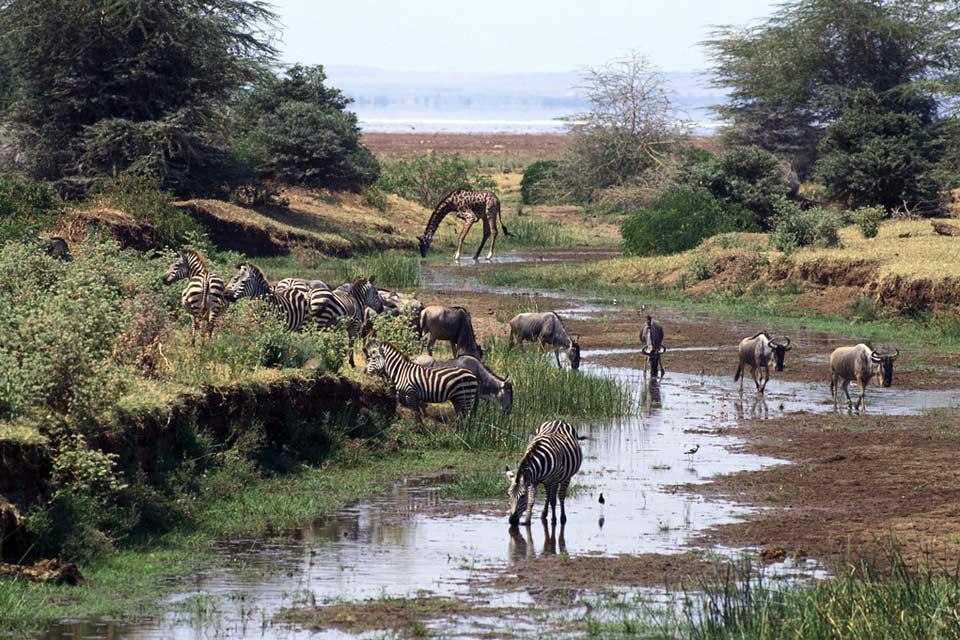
272;0;776;74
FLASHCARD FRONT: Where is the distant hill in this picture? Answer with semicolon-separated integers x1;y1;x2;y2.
325;66;725;133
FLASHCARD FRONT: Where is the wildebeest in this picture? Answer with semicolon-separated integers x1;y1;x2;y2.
734;332;792;393
43;237;71;261
829;344;899;410
640;313;666;378
508;311;580;370
413;354;513;413
419;305;483;359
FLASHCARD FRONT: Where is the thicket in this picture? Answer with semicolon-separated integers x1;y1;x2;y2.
0;174;59;244
377;154;496;208
770;199;843;252
620;187;753;256
520;160;561;204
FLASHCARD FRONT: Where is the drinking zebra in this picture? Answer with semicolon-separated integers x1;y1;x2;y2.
224;263;311;332
310;275;383;366
363;341;479;422
162;249;226;345
506;420;583;526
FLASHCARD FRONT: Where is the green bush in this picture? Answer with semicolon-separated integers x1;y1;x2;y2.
770;199;843;252
377;154;497;208
683;145;795;230
96;175;207;249
520;160;560;204
0;175;59;244
852;205;886;238
233;65;379;190
620;187;754;256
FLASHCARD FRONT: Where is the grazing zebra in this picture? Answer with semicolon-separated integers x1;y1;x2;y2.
274;277;330;295
310;276;384;366
162;249;226;345
506;420;583;526
364;341;479;421
225;263;311;332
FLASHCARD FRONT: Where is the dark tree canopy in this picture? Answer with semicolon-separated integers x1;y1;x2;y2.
705;0;960;175
233;64;379;189
0;0;278;193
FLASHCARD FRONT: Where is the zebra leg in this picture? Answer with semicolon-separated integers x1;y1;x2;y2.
558;479;571;524
190;314;201;346
522;484;536;526
454;219;475;261
541;484;555;521
554;350;562;370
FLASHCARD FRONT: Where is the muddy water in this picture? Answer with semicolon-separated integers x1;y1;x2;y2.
42;250;960;639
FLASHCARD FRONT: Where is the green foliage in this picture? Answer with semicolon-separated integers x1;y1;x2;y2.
685;145;795;229
816;89;942;210
377;154;496;208
361;185;389;212
365;313;421;358
0;174;59;244
620;187;753;257
684;252;715;284
96;175;207;248
770;199;843;252
327;251;422;289
852;205;886;239
706;0;960;175
0;0;277;194
234;65;379;189
848;295;883;323
520;160;560;204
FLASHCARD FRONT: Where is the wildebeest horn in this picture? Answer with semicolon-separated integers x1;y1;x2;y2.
658;345;667;354
870;350;882;362
641;345;652;355
891;348;900;359
782;336;791;350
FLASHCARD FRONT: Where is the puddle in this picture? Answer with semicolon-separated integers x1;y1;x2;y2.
35;249;960;639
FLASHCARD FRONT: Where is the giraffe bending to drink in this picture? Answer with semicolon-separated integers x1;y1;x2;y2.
417;189;511;261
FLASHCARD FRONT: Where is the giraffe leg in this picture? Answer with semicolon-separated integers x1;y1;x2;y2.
486;212;499;261
454;219;475;261
473;218;491;261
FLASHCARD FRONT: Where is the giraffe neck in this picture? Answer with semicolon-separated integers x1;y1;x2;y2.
422;193;458;242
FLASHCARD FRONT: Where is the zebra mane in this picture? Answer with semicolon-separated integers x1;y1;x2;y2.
380;341;409;361
182;248;207;272
240;262;270;284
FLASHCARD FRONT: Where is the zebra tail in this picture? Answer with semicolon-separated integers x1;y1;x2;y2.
734;362;743;382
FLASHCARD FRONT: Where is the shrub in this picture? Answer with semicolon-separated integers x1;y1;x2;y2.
683;251;715;284
96;175;207;249
234;65;379;190
0;175;59;244
770;199;844;252
377;154;497;208
520;160;560;204
853;205;886;238
684;145;796;230
620;187;754;256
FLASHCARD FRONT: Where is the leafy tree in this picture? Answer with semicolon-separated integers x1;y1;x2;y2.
377;154;495;208
815;88;942;210
560;51;683;201
234;65;379;189
0;0;278;194
706;0;960;175
684;145;796;230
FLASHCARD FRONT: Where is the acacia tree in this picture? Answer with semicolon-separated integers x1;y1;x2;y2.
705;0;960;177
0;0;278;194
560;51;684;202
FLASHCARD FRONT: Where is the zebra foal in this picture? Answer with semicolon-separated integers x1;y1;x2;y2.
506;420;583;526
163;249;226;345
363;341;478;421
225;263;311;332
310;276;383;366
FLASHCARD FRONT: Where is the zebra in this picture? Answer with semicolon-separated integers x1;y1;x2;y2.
224;263;311;332
162;249;226;345
363;341;479;422
506;420;583;527
274;277;330;295
310;275;383;366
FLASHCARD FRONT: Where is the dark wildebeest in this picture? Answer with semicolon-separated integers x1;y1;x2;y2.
640;313;666;378
413;354;512;413
829;344;899;410
734;332;791;393
43;237;71;261
507;311;580;370
419;305;483;359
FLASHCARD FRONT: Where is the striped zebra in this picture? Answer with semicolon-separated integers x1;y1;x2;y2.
274;277;330;295
162;249;226;345
225;263;311;332
310;275;384;366
363;341;479;421
506;420;583;526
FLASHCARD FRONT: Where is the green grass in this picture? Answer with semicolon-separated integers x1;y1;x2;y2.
478;263;960;348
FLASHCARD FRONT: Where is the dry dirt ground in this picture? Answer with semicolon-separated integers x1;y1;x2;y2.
363;132;566;159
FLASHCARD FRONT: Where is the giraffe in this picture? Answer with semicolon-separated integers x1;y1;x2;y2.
417;189;511;261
